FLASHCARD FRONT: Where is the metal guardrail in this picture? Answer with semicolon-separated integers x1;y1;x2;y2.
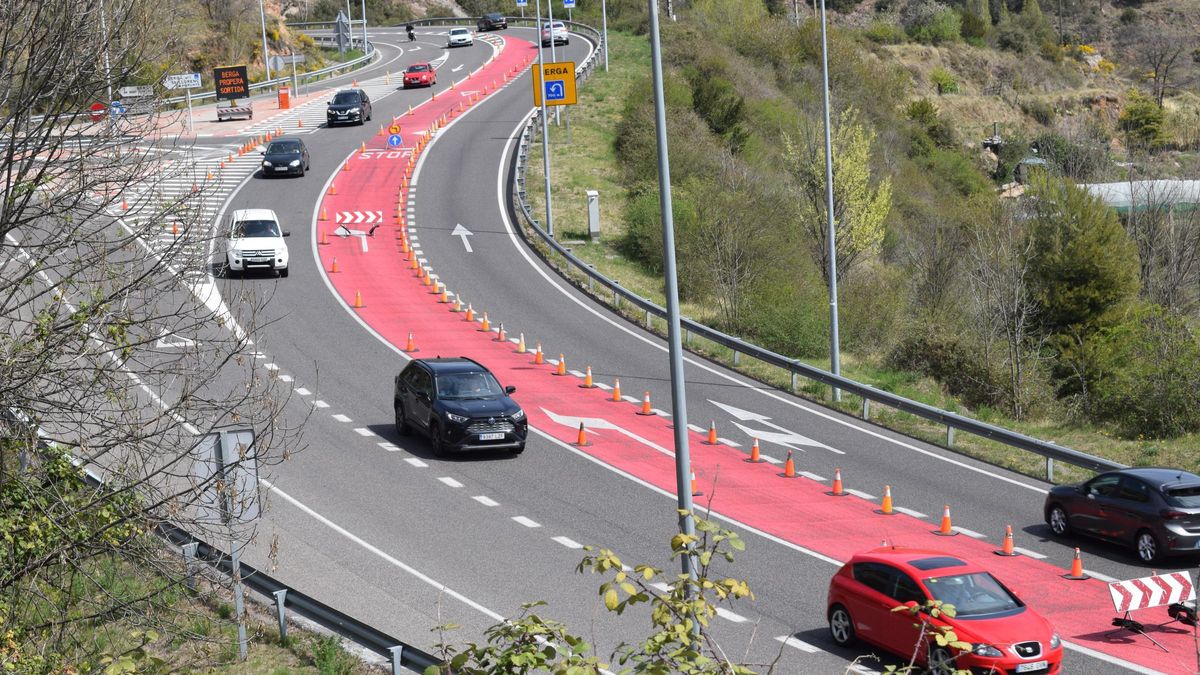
505;27;1120;482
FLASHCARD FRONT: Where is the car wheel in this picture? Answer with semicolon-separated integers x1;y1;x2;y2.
1136;529;1162;563
511;443;525;456
1048;504;1071;537
827;604;855;647
430;422;448;457
279;268;288;278
394;401;410;435
927;646;956;675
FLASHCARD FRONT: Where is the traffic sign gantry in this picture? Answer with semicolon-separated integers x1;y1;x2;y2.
531;61;577;107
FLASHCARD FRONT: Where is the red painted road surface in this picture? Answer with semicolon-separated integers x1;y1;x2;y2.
314;36;1188;675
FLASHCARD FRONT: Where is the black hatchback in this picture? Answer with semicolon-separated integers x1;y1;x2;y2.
326;88;372;126
1044;467;1200;563
477;12;507;31
393;357;527;456
260;138;310;177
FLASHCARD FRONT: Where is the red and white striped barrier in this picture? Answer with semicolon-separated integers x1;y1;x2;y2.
1109;572;1195;613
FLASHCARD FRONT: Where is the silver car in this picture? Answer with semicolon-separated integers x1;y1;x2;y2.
447;27;473;48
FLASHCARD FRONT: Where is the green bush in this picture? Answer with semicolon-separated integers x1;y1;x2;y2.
959;9;989;40
903;2;962;44
930;67;959;94
865;20;908;44
922;148;990;195
1021;98;1056;126
887;331;1002;409
1119;89;1169;150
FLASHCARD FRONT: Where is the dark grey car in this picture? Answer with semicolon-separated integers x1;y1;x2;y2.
326;88;372;126
260;138;309;177
1044;467;1200;563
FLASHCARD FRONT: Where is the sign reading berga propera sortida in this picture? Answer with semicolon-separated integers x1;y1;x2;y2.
213;65;249;101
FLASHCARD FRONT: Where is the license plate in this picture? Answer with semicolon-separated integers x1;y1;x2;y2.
1016;661;1048;673
479;432;504;441
274;167;288;171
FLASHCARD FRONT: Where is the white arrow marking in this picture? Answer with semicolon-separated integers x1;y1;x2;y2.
452;64;464;72
540;407;673;457
452;223;474;253
334;224;351;237
156;330;196;348
409;46;422;51
710;400;841;453
730;422;806;452
354;211;365;224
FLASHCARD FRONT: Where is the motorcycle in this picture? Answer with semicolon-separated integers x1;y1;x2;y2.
406;27;415;42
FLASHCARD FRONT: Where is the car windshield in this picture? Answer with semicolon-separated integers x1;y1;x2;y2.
266;141;300;153
332;92;359;105
437;371;503;399
233;219;281;238
407;64;430;73
486;13;502;19
451;28;469;35
1166;485;1200;508
925;572;1023;617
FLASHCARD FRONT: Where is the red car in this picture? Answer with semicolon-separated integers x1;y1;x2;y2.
403;63;436;88
827;547;1062;674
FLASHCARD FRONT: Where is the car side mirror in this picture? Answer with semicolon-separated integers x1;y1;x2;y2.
259;151;265;155
282;230;291;237
505;385;516;394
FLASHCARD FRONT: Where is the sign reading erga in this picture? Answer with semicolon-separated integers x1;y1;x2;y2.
213;65;249;101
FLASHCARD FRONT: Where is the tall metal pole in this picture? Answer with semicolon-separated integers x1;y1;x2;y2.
536;0;555;238
819;0;841;401
99;0;112;101
345;0;353;48
547;0;561;125
259;0;272;81
602;0;609;72
647;0;697;593
360;0;368;51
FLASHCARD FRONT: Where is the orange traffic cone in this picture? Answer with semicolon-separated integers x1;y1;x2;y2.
533;344;544;365
360;141;366;153
780;450;796;478
342;161;350;172
464;304;475;321
330;258;339;273
404;332;418;352
495;324;506;342
934;505;957;536
439;286;450;303
745;438;763;463
827;468;847;496
480;312;490;332
320;208;329;221
353;290;364;309
1063;548;1088;580
555;355;567;376
876;485;895;515
703;420;718;445
430;279;442;294
121;198;129;210
610;378;622;402
995;525;1018;556
691;470;702;496
516;333;527;353
298;119;303;128
320;230;329;245
329;182;337;195
580;366;595;388
171;222;180;237
637;391;654;416
575;422;591;447
452;295;462;312
206;170;213;181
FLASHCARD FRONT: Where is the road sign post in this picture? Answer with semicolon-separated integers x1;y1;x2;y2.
164;73;202;132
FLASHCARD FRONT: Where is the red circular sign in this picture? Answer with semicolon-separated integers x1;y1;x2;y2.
89;102;106;122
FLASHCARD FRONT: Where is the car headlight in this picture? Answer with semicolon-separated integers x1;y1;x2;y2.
1049;633;1061;649
348;107;360;114
289;159;300;167
971;643;1003;658
262;160;272;167
511;409;525;421
446;412;468;424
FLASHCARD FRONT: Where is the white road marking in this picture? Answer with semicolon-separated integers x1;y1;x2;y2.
552;536;583;549
331;414;352;423
314;400;330;409
513;516;541;528
1062;640;1164;674
295;387;311;395
377;442;400;452
1085;569;1119;583
264;363;279;371
715;607;747;623
594;382;612;390
279;374;293;382
761;454;783;465
718;437;741;447
404;457;428;468
894;506;927;519
774;635;821;654
438;476;463;488
952;526;987;539
353;427;375;437
799;471;826;481
845;489;875;500
473;495;498;507
1012;547;1047;559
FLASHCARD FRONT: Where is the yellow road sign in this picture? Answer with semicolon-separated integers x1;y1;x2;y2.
389;123;401;134
532;61;577;106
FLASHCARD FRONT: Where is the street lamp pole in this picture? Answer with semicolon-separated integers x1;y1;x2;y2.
535;0;555;238
259;0;272;81
360;0;368;52
602;0;610;72
647;0;698;594
818;0;841;401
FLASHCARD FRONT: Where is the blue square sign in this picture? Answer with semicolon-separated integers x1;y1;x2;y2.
564;0;575;6
544;80;566;101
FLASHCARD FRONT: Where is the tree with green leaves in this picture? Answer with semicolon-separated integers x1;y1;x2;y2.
783;107;893;287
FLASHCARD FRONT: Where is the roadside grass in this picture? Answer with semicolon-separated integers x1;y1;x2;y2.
519;31;1200;485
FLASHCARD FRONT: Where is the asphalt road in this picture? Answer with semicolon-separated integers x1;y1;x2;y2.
185;24;1189;675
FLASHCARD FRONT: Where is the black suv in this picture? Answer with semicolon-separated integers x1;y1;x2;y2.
394;357;527;456
477;12;507;31
326;88;372;126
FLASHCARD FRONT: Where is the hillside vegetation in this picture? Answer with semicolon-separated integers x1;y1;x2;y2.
525;0;1200;467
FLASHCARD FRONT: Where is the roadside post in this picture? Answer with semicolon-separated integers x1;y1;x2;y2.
163;73;202;131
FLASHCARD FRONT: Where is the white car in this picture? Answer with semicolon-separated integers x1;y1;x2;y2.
540;21;568;47
447;27;474;48
224;208;290;277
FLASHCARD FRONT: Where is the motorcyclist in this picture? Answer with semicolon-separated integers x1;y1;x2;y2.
406;24;415;42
